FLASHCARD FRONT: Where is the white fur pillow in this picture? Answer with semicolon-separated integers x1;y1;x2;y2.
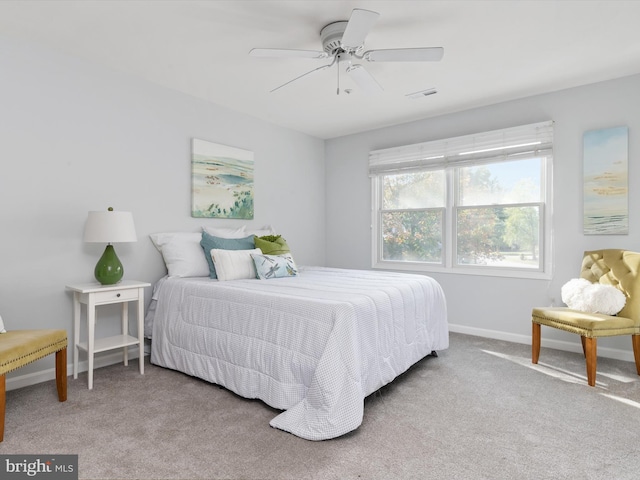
0;314;6;333
561;278;626;315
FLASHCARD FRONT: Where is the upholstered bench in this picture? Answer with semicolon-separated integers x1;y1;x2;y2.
0;329;68;442
532;249;640;386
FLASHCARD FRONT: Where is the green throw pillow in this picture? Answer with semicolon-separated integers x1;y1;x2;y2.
255;235;290;255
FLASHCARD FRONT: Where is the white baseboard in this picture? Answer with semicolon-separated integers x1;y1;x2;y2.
6;346;150;392
448;323;636;363
7;328;636;391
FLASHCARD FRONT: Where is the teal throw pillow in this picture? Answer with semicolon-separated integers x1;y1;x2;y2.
200;232;255;279
251;253;298;280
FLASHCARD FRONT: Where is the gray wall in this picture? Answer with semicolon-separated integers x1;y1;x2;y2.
325;74;640;361
3;30;640;388
0;36;325;387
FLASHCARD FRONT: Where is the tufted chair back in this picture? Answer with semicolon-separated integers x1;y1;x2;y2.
579;249;640;322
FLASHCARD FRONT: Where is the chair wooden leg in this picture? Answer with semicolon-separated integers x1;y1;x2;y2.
584;337;597;386
580;335;587;357
55;347;67;402
632;335;640;376
0;374;5;443
532;322;541;364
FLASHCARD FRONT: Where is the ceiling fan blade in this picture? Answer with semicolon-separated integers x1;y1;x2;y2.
365;47;444;62
250;48;328;59
341;9;380;50
346;64;383;94
270;62;334;93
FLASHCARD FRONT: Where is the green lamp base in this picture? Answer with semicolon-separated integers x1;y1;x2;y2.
94;244;124;285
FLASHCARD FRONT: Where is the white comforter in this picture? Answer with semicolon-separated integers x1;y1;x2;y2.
149;266;448;440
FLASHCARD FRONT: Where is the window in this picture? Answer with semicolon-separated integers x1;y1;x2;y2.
371;121;553;278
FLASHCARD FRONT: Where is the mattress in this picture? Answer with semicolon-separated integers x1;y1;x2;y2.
148;266;448;440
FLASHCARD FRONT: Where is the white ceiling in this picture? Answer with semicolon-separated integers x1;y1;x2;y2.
2;0;640;139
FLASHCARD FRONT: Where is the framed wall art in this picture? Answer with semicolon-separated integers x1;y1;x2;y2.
191;138;254;219
583;126;628;235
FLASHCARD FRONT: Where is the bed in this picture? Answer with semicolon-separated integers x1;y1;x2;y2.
146;265;448;441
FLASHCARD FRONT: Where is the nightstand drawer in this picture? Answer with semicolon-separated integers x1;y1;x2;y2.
92;288;140;304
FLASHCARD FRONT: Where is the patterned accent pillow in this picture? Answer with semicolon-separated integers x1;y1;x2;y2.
251;253;298;280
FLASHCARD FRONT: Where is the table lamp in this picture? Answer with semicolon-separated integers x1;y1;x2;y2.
83;207;137;285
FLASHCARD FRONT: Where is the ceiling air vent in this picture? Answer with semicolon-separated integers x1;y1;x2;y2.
406;88;437;99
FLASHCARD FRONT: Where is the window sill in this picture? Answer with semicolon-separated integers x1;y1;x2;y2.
372;261;552;280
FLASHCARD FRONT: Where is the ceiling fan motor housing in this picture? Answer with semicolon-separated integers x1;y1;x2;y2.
320;21;349;54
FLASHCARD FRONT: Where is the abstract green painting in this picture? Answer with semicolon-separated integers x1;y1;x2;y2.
191;139;254;219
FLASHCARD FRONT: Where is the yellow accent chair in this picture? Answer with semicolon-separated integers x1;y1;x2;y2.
0;329;68;442
532;249;640;386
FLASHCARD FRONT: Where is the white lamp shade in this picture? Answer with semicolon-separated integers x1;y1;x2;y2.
83;210;137;243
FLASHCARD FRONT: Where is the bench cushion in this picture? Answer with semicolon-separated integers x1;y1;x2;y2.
0;330;68;375
532;307;640;338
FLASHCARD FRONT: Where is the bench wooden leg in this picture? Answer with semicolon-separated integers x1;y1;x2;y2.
632;335;640;376
0;348;66;443
0;374;5;442
584;337;597;387
56;347;67;402
532;322;541;364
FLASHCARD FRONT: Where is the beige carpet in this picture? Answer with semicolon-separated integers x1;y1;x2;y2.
2;332;640;479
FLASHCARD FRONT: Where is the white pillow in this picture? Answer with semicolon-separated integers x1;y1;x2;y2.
561;278;626;315
245;225;276;237
201;225;247;239
203;225;275;238
150;232;198;251
0;314;6;333
210;248;261;281
561;278;590;309
149;232;209;277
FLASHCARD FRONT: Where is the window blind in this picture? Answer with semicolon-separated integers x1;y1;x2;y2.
369;121;554;175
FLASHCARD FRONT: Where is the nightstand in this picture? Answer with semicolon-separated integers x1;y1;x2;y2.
66;280;151;389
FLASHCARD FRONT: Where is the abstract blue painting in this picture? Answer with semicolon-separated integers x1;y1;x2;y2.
583;126;628;235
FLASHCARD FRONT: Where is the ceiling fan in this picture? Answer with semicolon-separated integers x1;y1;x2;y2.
249;8;444;94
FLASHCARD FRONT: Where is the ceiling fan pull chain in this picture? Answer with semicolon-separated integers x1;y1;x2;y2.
336;55;340;95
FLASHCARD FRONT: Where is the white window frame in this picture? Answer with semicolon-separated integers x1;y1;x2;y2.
370;121;553;280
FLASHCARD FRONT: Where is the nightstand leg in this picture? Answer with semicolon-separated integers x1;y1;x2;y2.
73;292;80;380
138;288;144;375
122;302;129;366
87;297;95;390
